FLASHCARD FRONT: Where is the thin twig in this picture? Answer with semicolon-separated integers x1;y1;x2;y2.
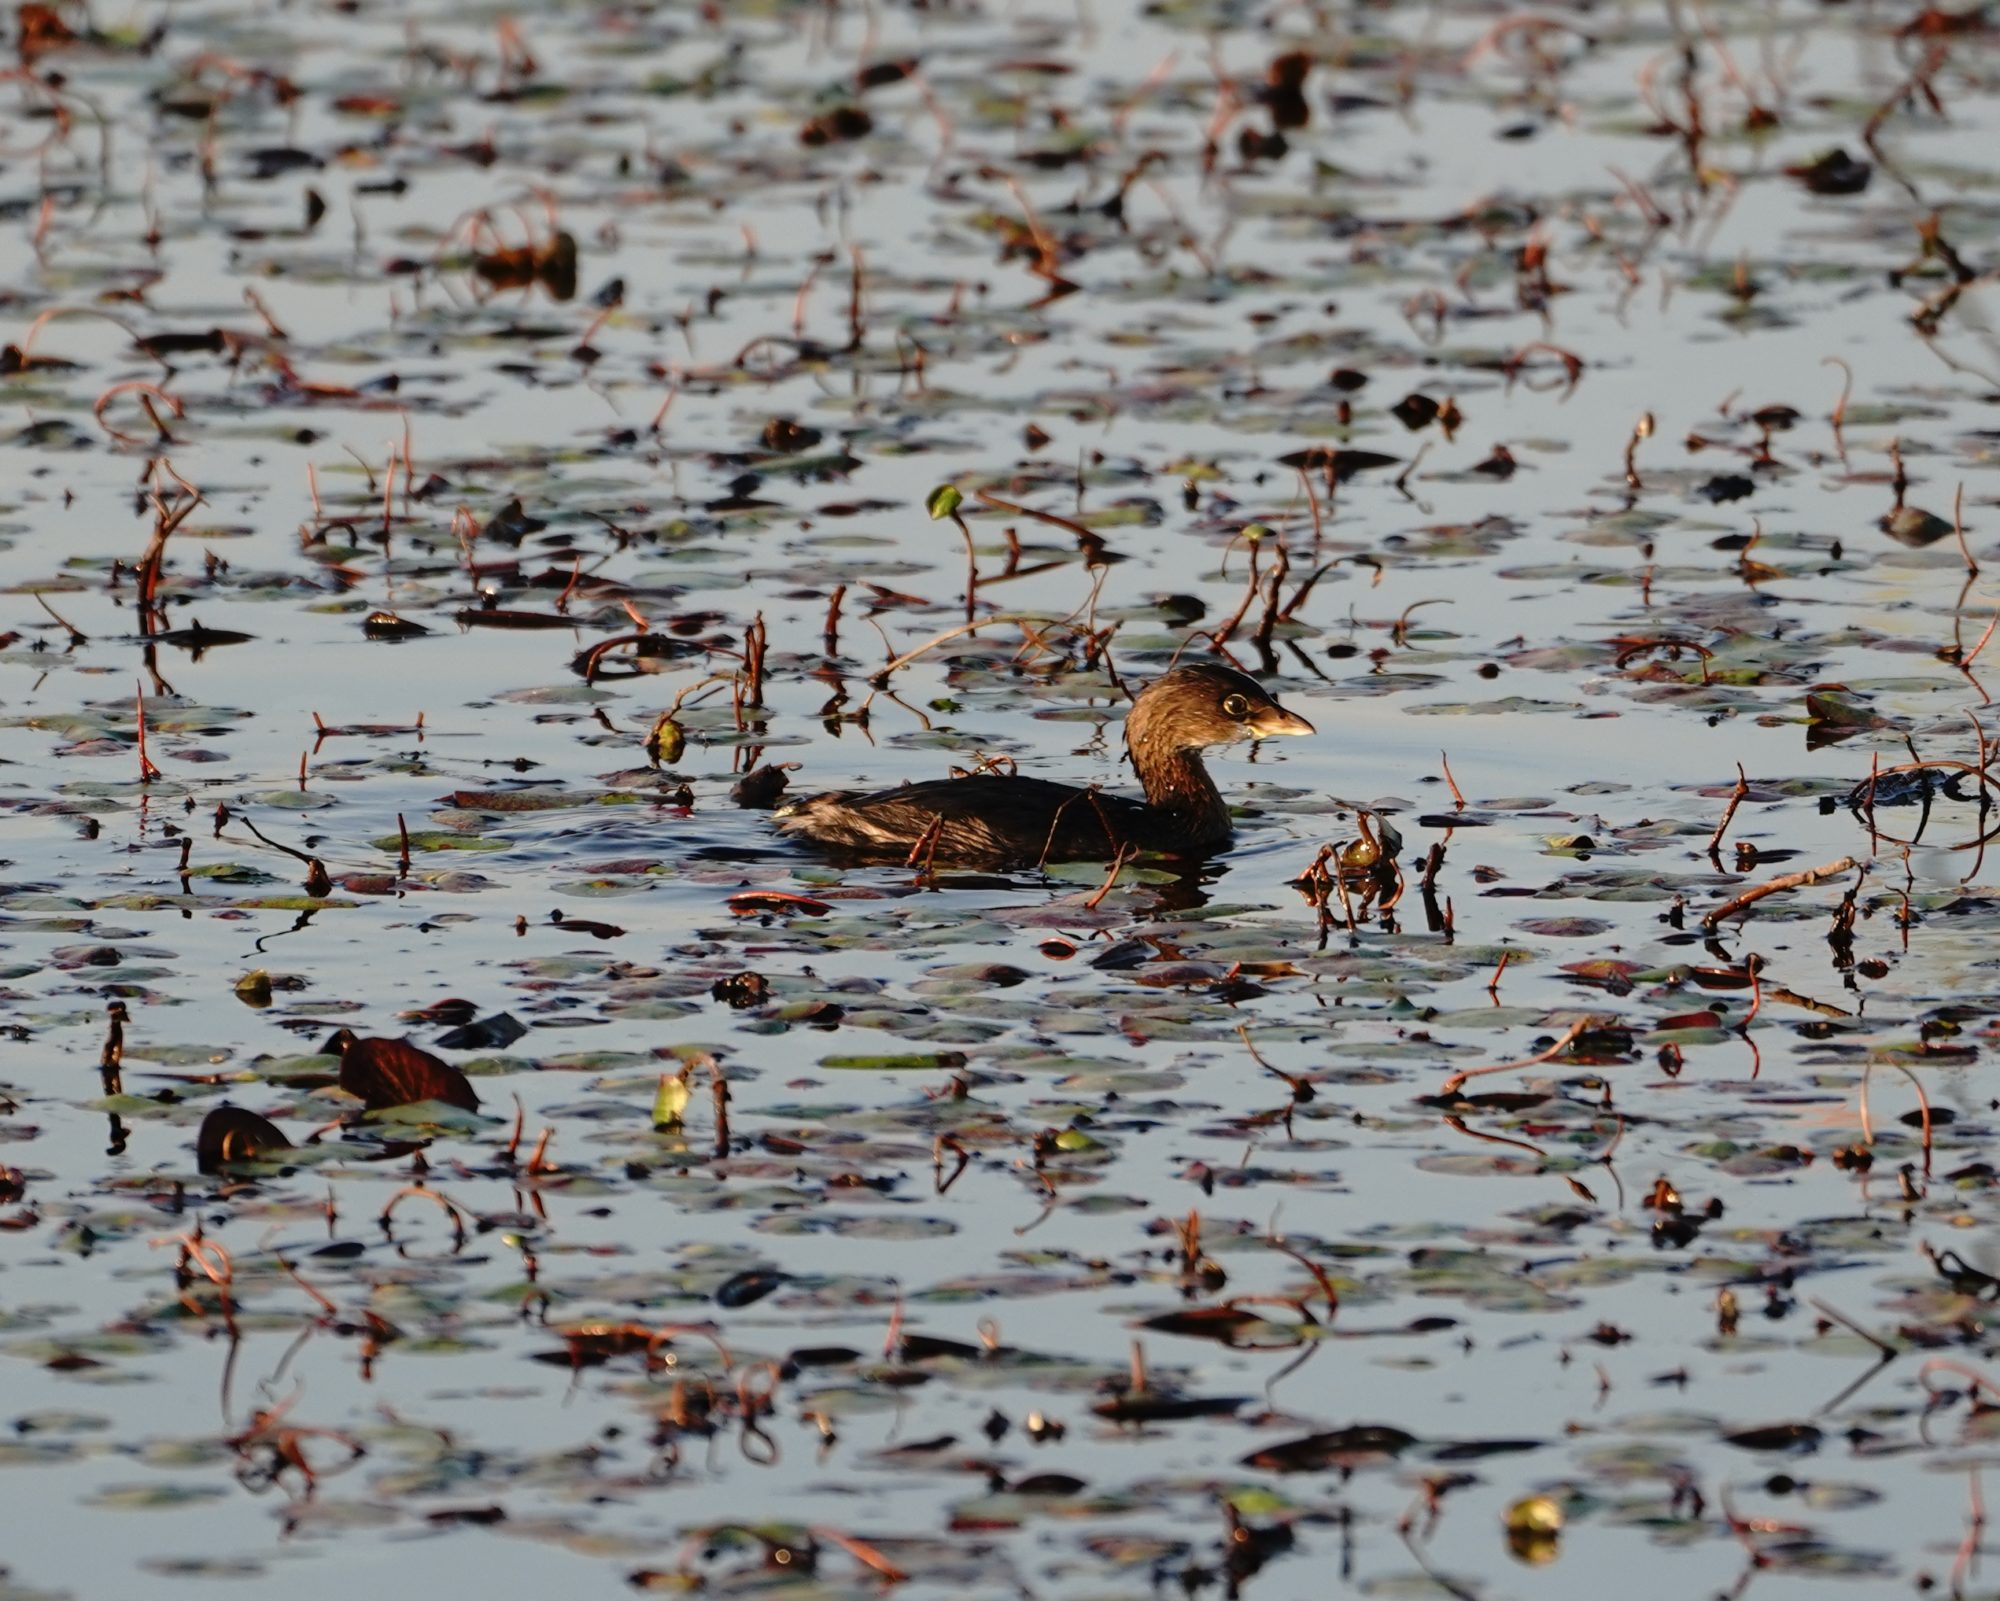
1701;856;1860;930
1807;1297;1898;1361
874;613;1052;680
1441;751;1466;809
34;592;86;646
1083;844;1136;911
1441;1018;1591;1095
1707;764;1749;857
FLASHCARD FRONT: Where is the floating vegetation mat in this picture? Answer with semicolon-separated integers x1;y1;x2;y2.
8;0;2000;1596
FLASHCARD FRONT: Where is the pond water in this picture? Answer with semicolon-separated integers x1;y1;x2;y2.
7;0;2000;1596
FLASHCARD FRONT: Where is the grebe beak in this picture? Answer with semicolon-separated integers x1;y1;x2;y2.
1249;703;1315;738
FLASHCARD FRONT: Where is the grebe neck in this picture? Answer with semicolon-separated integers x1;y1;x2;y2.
1128;730;1227;838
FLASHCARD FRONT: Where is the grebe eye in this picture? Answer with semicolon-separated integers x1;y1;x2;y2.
1221;693;1250;719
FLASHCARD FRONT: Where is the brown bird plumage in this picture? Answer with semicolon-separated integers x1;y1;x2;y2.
773;664;1315;867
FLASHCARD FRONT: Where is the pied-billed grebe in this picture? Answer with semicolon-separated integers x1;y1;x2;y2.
773;663;1315;866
